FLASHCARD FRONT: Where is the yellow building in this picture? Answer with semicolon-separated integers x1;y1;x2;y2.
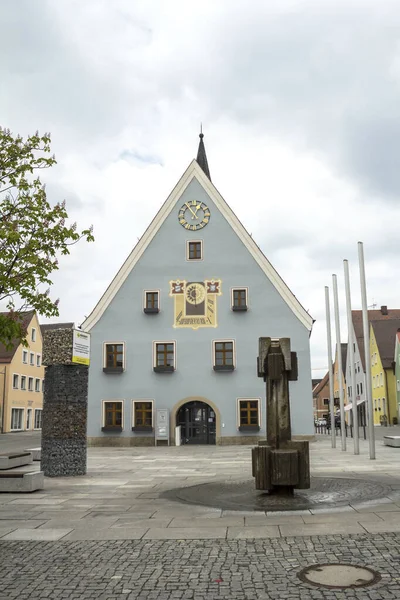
0;311;44;433
370;320;400;426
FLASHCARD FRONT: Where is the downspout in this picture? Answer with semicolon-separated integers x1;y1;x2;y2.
384;369;391;424
0;366;6;433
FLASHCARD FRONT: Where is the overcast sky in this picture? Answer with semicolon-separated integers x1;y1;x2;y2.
1;0;400;378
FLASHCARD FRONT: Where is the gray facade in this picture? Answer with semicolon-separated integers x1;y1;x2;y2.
84;152;314;445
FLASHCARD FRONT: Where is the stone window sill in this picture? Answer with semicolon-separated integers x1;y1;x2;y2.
103;367;124;374
213;365;235;372
101;426;123;432
144;308;159;314
132;426;153;432
239;425;260;432
232;306;247;312
154;366;174;373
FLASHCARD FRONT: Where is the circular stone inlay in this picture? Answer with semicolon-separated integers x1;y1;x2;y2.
162;477;391;511
298;564;381;589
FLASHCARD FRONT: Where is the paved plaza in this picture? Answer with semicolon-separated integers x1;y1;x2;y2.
1;433;400;597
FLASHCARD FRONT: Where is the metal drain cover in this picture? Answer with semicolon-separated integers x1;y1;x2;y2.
298;563;381;589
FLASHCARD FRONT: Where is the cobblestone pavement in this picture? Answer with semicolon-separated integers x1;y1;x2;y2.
1;534;400;599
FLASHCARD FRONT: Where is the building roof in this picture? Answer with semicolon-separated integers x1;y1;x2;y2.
0;310;35;364
40;322;74;334
352;307;400;371
313;371;329;397
81;138;314;333
196;132;211;180
340;343;348;375
312;378;322;390
371;319;400;369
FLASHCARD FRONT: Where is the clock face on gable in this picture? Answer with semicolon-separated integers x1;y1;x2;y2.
178;201;210;231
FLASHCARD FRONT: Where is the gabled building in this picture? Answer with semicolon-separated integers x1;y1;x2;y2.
394;331;400;419
370;319;400;425
312;372;330;421
347;306;400;426
0;311;44;433
82;134;314;446
333;343;347;410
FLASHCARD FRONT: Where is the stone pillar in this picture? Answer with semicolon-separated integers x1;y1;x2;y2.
41;328;88;477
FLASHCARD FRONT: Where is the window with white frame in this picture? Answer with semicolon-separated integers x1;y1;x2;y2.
28;377;33;392
238;398;260;430
30;352;34;366
102;400;123;431
186;240;203;261
132;400;154;430
11;408;24;430
36;354;41;367
232;288;248;311
31;328;36;342
22;350;28;364
360;382;363;395
380;372;383;387
42;379;45;393
103;342;125;372
35;378;40;392
397;380;400;392
153;342;176;372
12;374;19;389
34;409;42;429
21;376;26;390
144;291;160;314
213;340;235;371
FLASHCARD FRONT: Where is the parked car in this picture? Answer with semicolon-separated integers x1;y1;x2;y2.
316;418;327;426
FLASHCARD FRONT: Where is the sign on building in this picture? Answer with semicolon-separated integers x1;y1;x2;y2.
72;330;91;366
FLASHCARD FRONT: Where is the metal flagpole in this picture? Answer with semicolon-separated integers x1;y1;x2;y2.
344;260;359;454
332;274;346;451
325;286;336;448
358;242;376;459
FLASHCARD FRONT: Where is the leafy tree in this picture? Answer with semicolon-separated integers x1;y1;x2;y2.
0;128;94;349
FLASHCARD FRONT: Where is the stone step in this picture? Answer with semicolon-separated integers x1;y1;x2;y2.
0;452;33;470
24;447;41;461
0;471;44;492
384;436;400;447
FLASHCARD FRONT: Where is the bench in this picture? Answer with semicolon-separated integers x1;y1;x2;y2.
0;452;33;470
384;436;400;448
0;471;44;492
24;447;41;461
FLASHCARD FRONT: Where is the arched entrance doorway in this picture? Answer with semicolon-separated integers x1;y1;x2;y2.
176;401;216;445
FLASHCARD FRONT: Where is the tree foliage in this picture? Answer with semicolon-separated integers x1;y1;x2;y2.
0;128;94;349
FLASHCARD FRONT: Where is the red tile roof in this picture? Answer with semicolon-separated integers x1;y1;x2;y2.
352;307;400;371
0;311;35;363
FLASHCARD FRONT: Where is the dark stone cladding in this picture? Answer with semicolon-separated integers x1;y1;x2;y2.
41;364;88;477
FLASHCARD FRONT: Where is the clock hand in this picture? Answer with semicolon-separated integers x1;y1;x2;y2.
192;204;202;219
185;202;198;219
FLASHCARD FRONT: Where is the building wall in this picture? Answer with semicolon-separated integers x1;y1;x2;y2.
385;369;397;425
313;376;330;421
87;177;313;445
370;324;387;426
345;325;366;415
395;337;400;420
3;313;44;433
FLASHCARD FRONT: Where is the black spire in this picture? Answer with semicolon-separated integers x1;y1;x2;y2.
196;129;211;181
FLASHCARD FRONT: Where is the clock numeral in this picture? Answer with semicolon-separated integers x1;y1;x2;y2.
204;212;210;218
179;219;186;225
203;218;209;224
185;223;190;229
191;200;197;206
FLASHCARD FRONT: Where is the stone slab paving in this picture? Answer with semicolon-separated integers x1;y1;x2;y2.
1;436;400;539
0;535;400;599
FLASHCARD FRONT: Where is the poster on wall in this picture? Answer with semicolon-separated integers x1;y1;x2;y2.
169;279;222;329
72;330;91;366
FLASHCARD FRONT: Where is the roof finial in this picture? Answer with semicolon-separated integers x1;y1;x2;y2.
196;126;210;180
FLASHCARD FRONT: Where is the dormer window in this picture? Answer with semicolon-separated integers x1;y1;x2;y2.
144;291;160;314
232;288;248;311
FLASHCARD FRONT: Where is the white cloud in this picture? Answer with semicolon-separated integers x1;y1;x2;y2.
1;0;400;378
